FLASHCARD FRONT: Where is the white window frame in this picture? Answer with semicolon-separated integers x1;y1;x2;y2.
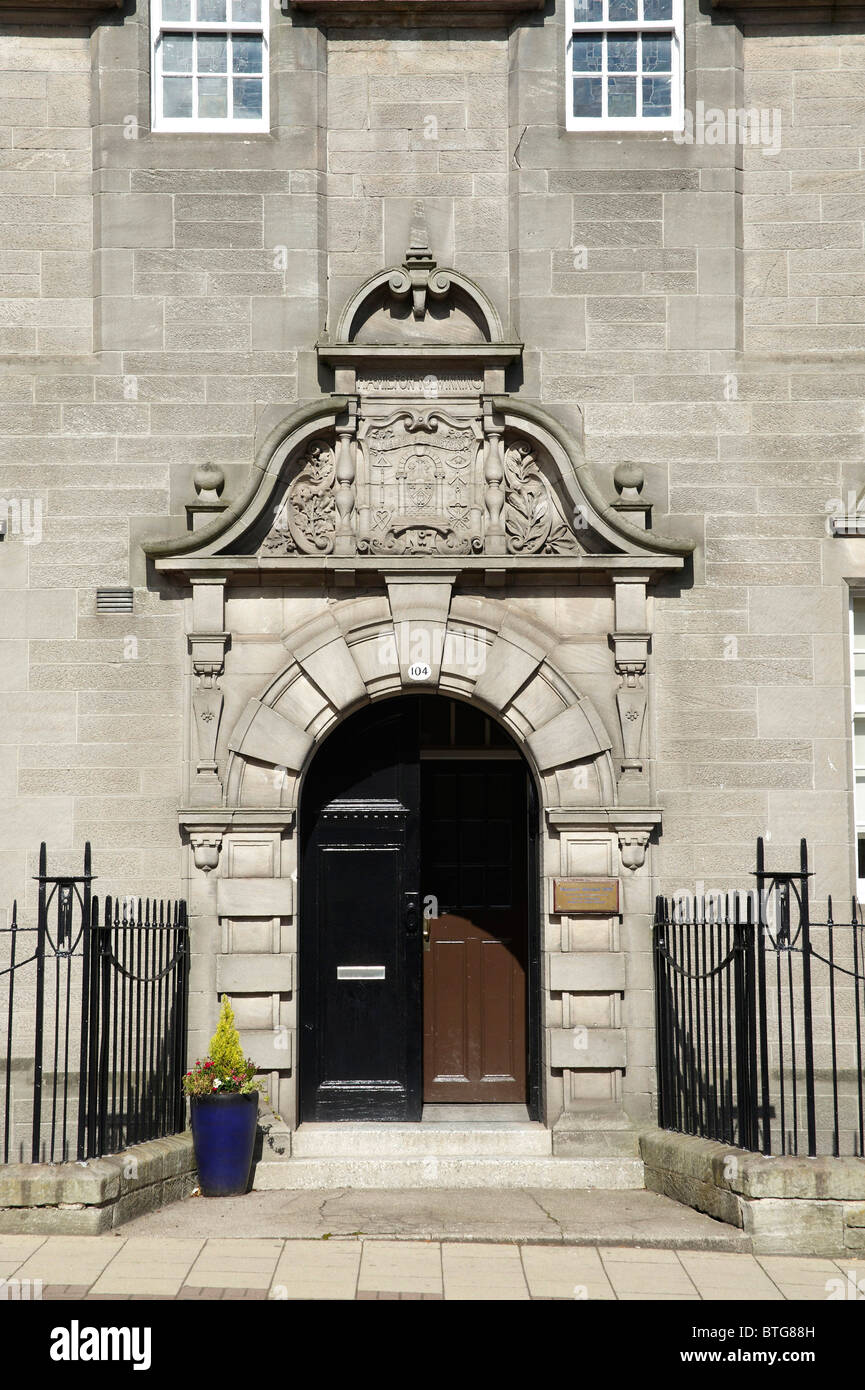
151;0;269;135
566;0;684;134
850;595;865;900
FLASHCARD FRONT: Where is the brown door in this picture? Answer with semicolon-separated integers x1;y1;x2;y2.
422;760;528;1102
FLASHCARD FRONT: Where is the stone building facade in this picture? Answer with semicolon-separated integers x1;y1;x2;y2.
2;0;865;1161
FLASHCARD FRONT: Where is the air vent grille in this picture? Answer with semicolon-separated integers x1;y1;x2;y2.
96;587;133;614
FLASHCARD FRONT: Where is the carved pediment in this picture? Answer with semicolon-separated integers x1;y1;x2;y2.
255;411;586;561
144;207;694;576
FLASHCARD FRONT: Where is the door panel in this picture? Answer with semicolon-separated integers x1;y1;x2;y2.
300;702;421;1121
422;760;528;1102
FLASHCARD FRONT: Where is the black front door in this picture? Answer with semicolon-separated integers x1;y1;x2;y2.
300;701;421;1121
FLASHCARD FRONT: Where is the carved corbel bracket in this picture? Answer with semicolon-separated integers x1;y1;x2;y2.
189;832;223;874
612;630;649;777
188;628;230;806
617;826;654;872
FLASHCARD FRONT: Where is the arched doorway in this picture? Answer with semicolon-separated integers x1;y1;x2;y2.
299;695;539;1123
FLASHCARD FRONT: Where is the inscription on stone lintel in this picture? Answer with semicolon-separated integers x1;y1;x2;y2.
357;373;483;395
553;877;620;915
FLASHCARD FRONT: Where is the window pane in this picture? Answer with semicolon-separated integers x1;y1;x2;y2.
163;75;193;117
162;33;193;72
608;0;637;18
644;0;673;17
233;76;263;118
643;35;672;71
608;36;638;71
162;0;191;17
232;0;261;16
642;74;671;115
855;656;865;707
857;774;865;821
855;601;865;639
233;35;262;73
573;0;603;18
198;35;228;71
572;37;603;72
572;75;602;117
197;0;226;18
856;718;865;766
198;75;228;117
608;74;636;116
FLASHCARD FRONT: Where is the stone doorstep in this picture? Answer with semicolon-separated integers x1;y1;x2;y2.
252;1155;646;1190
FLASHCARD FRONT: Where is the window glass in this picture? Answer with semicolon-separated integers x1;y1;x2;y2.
162;34;193;71
233;77;263;117
163;76;193;117
233;36;262;73
197;0;227;18
608;75;636;116
198;77;228;117
642;75;671;116
572;37;603;71
608;35;638;70
573;76;603;118
643;35;672;71
609;0;637;18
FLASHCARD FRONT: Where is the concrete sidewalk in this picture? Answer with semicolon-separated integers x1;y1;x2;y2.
1;1232;861;1300
1;1190;862;1300
118;1186;752;1248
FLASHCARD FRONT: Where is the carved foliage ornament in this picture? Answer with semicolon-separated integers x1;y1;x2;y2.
503;441;580;556
263;441;336;556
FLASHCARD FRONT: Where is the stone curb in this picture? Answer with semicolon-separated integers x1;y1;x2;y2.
640;1127;865;1255
0;1132;197;1235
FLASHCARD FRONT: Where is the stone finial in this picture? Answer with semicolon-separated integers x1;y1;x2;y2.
187;462;228;534
612;461;651;531
390;199;451;320
613;460;645;500
193;461;226;500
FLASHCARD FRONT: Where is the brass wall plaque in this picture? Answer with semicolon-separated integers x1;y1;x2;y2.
553;877;620;915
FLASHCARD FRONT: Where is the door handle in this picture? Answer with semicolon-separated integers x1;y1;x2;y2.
405;891;419;936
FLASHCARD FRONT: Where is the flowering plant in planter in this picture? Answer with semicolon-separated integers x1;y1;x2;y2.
182;995;261;1097
184;995;263;1197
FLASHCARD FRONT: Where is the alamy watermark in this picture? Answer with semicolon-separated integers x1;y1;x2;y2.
674;102;782;158
0;497;42;545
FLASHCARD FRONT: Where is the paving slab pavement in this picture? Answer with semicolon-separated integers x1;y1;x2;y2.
0;1232;860;1300
116;1186;752;1249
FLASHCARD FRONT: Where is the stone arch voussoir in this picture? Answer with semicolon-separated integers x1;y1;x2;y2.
224;593;616;811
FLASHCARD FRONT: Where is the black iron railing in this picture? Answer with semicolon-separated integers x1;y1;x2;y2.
1;844;189;1164
654;838;865;1157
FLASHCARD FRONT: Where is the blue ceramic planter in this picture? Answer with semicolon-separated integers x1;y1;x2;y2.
190;1092;259;1197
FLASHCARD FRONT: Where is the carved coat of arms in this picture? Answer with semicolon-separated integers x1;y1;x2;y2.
357;410;483;556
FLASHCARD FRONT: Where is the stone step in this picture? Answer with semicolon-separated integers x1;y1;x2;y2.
291;1122;553;1158
252;1155;645;1190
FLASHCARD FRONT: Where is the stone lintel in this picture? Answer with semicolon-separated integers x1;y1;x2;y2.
179;809;296;832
